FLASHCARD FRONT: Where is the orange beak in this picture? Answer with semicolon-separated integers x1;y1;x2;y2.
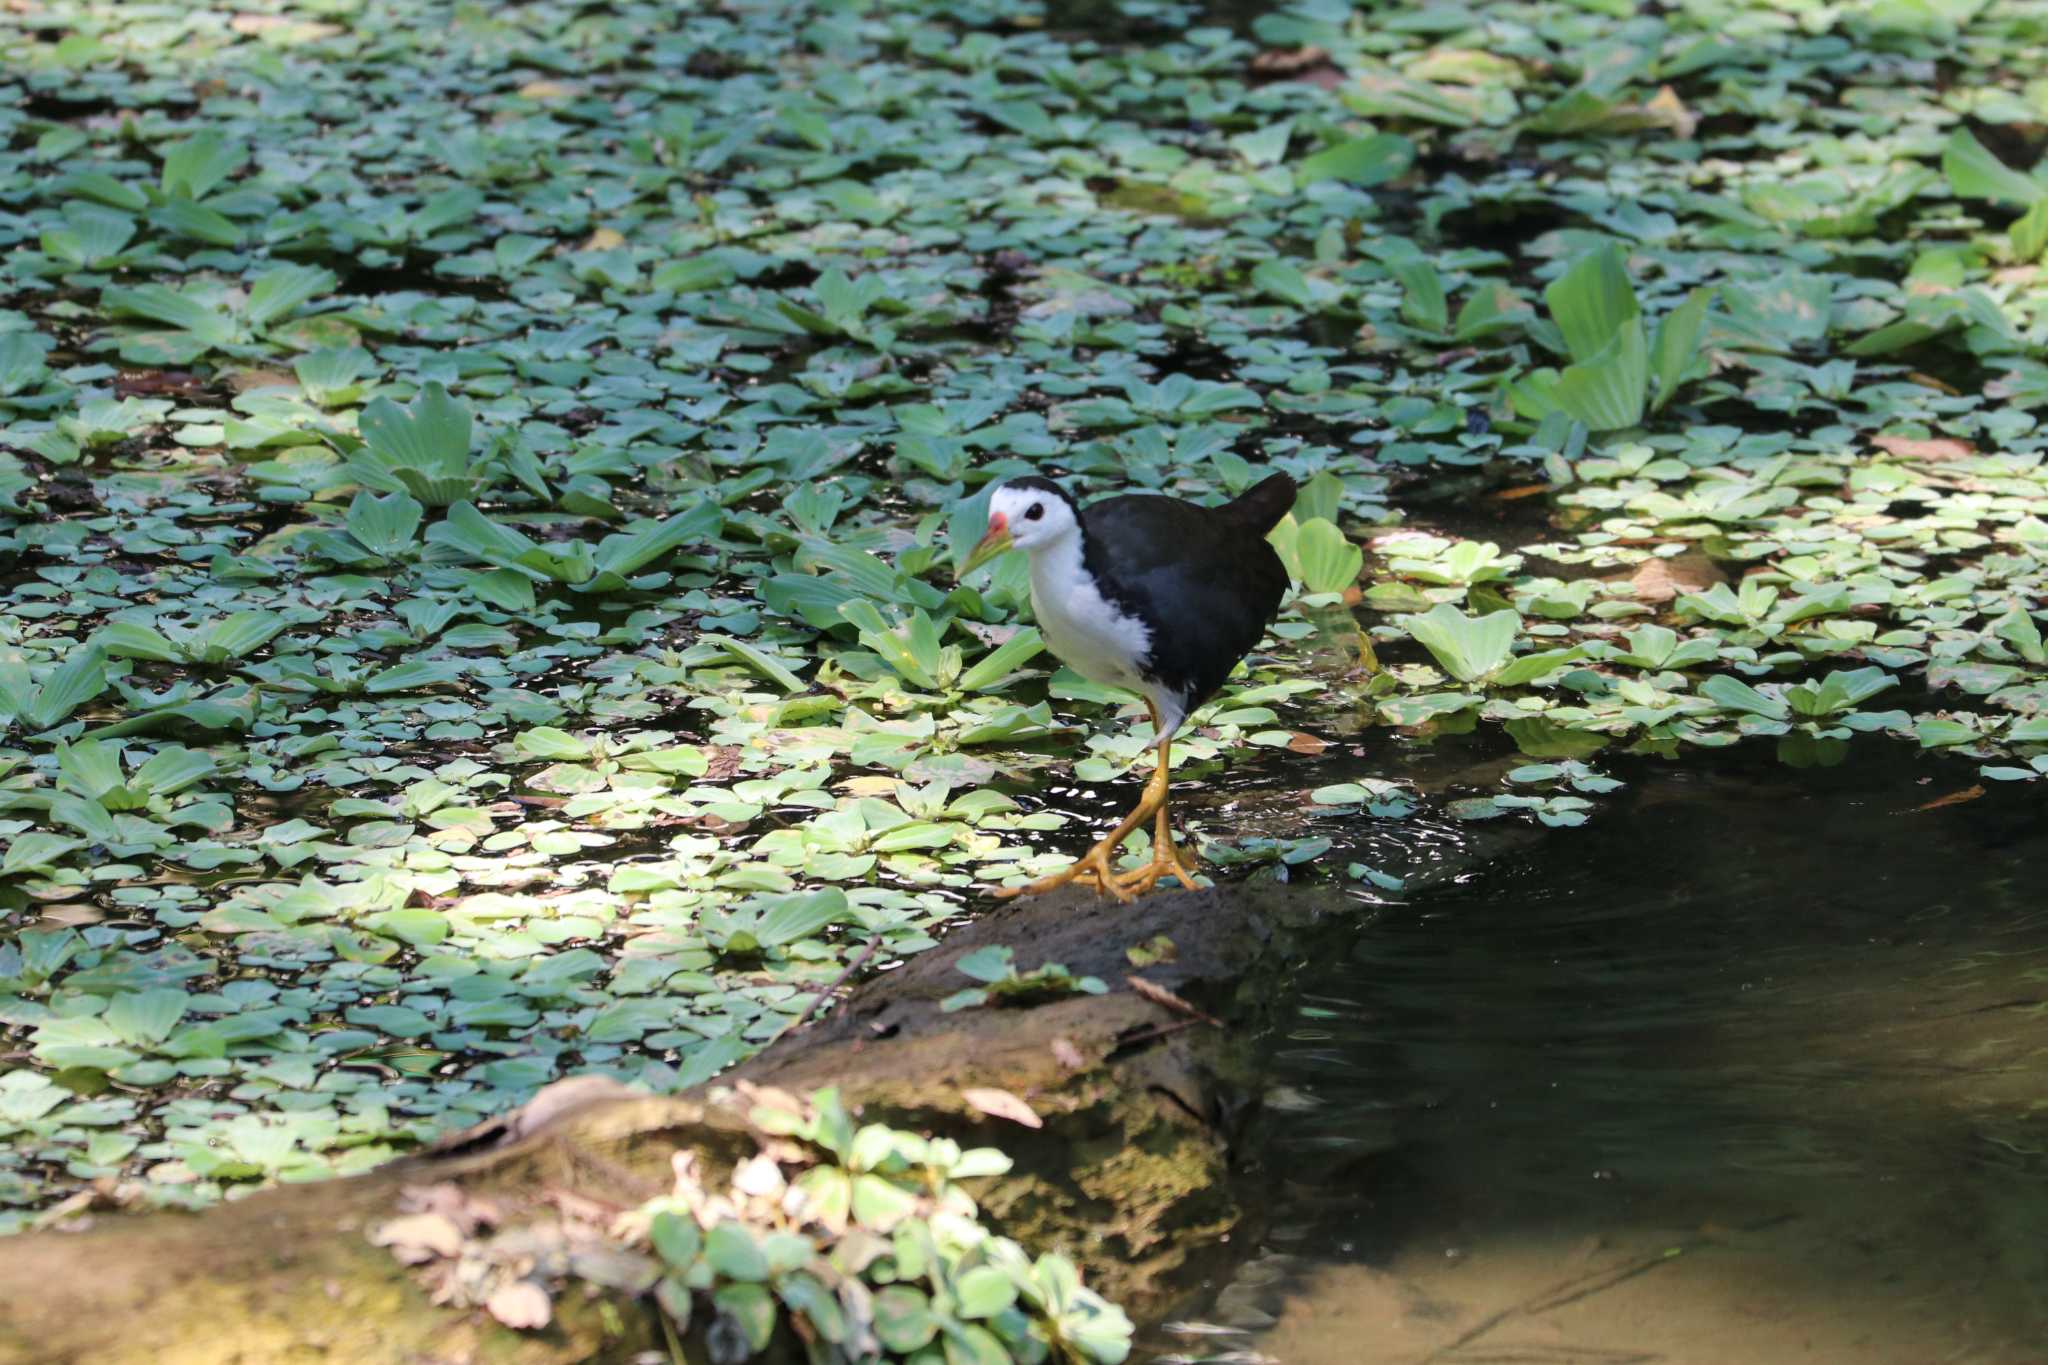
958;510;1012;578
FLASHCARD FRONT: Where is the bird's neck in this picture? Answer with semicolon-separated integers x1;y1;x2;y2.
1025;528;1088;598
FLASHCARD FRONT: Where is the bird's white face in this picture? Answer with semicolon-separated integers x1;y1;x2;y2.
987;483;1078;552
959;482;1079;576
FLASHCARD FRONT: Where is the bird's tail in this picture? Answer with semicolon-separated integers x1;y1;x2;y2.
1226;471;1298;533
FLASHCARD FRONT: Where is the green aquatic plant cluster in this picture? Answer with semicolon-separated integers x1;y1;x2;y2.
938;945;1110;1013
619;1087;1132;1364
4;0;2048;1242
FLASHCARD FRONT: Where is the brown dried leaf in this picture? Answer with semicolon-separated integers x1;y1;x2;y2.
581;227;626;251
1124;975;1222;1027
1628;551;1727;604
370;1212;463;1263
227;368;295;393
962;1087;1043;1129
1914;785;1984;812
1643;86;1697;139
486;1279;553;1330
1284;731;1328;756
517;79;577;100
1871;435;1975;462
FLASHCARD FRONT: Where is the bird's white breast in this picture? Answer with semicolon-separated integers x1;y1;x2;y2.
1027;533;1152;692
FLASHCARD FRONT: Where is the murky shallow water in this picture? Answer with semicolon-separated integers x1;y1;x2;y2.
1163;743;2048;1364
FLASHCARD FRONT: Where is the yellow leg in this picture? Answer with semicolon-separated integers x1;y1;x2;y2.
994;701;1204;902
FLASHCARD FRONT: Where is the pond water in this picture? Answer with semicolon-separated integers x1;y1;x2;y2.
1160;742;2048;1363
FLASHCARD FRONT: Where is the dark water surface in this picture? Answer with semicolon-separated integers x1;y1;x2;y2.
1163;744;2048;1364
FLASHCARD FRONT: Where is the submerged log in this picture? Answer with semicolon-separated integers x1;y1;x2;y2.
0;879;1335;1364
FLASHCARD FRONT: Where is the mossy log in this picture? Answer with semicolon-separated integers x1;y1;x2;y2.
0;880;1332;1364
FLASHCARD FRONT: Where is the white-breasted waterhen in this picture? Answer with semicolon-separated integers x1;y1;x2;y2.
959;472;1296;900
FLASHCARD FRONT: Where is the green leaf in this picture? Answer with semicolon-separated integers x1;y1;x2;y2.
359;383;472;471
3;832;84;877
132;745;215;796
1942;128;2043;206
851;1173;918;1229
954;1264;1020;1319
203;612;288;662
1992;608;2045;665
872;1285;939;1353
1650;288;1712;412
592;501;721;577
838;600;942;690
245;265;336;328
1388;253;1448;333
1545;242;1640;364
754;889;852;947
703;1220;770;1281
344;491;424;556
57;170;149;211
160;130;247;199
1295;133;1414;187
105;988;190;1046
101;284;238;347
957;628;1044;692
20;646;107;730
1294;519;1362;594
365;660;465;694
154;198;243;247
1250;259;1313;309
2012;199;2048;262
712;635;806;692
1405;605;1520;684
650;1210;702;1268
711;1282;778;1352
31;1016;136;1071
953;946;1014;984
1550;317;1647;431
1489;646;1586;687
775;1270;846;1342
1699;674;1790;719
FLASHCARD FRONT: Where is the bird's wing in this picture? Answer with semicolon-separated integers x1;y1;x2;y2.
1079;495;1288;709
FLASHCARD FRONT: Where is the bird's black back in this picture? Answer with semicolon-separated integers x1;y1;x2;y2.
1078;473;1295;711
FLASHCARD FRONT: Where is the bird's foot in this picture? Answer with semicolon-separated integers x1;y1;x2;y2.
1108;836;1206;895
991;840;1139;903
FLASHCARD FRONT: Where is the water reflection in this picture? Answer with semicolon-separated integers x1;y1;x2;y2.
1168;744;2048;1363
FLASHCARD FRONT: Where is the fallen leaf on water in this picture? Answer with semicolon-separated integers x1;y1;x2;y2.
227;368;296;393
487;1280;553;1330
1627;551;1727;604
1643;85;1697;139
517;79;578;100
1872;435;1974;461
1491;483;1551;501
1285;731;1328;755
581;227;626;251
1914;785;1984;811
962;1087;1042;1128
